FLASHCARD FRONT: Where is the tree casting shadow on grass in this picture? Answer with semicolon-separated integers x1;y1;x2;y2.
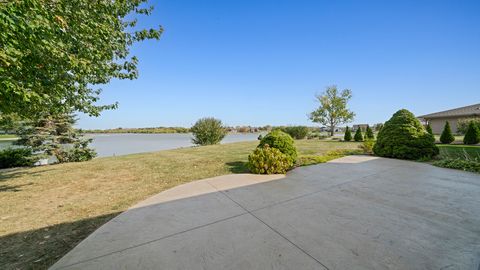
225;161;249;173
0;212;120;270
0;167;54;182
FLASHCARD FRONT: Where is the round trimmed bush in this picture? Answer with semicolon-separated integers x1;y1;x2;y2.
344;126;352;141
354;127;363;142
373;109;439;160
440;121;455;144
259;130;297;162
191;117;227;146
247;145;293;174
463;122;480;145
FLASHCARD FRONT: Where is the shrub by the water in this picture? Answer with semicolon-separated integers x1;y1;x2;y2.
247;145;293;174
440;121;455;144
55;140;97;163
344;127;352;141
258;130;297;162
282;126;309;139
365;126;375;140
354;127;363;142
0;148;37;168
373;109;438;160
463;122;480;145
191;117;227;146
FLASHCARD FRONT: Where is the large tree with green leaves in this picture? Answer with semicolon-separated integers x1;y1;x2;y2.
309;85;355;136
0;0;162;118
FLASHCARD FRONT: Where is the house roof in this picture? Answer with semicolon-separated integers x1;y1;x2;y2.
418;103;480;119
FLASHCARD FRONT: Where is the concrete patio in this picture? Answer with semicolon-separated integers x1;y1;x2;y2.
51;156;480;270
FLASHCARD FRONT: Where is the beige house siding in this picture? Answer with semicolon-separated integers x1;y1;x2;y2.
427;117;460;134
418;103;480;134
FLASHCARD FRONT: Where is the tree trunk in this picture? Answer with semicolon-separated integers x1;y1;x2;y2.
330;124;335;137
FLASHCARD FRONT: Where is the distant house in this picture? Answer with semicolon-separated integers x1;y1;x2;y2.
352;124;369;131
418;103;480;134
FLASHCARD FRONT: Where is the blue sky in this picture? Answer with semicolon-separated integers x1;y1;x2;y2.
78;0;480;129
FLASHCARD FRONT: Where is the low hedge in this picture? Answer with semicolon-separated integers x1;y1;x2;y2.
432;158;480;173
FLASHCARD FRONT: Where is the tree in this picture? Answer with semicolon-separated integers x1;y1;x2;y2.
191;117;227;146
426;123;433;135
309;85;355;136
354;127;363;142
463;122;480;145
344;126;352;141
15;113;96;163
373;109;438;160
365;125;375;140
0;113;23;133
0;1;162;118
440;121;455;144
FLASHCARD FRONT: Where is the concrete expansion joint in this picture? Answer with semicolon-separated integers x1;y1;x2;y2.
205;180;331;270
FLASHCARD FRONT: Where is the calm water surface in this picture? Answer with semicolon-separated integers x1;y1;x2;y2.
0;133;262;158
87;133;261;157
1;133;261;157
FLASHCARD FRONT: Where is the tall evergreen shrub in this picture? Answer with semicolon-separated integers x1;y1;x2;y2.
440;121;455;144
463;122;480;145
354;127;363;142
344;126;352;141
365;126;375;140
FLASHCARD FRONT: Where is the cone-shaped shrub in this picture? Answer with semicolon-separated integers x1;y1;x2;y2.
354;127;363;142
426;123;433;135
440;121;455;144
344;126;352;141
463;122;480;145
373;109;438;160
365;125;375;140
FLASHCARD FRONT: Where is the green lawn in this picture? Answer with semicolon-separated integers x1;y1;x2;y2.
0;134;17;140
437;144;480;161
433;134;464;144
0;139;360;269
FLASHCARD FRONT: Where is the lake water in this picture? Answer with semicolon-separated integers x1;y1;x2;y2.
0;133;262;158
